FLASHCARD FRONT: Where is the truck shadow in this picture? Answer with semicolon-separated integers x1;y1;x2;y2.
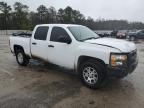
27;59;135;92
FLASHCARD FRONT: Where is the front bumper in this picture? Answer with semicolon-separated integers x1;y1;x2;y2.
107;50;138;78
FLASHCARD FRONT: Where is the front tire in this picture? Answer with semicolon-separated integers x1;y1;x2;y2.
79;60;105;89
15;50;29;66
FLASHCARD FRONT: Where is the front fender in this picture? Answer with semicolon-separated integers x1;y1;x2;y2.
74;43;121;70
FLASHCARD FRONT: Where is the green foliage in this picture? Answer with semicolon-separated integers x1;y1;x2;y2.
0;2;11;15
57;6;85;24
0;1;144;30
13;2;29;29
37;5;48;15
0;2;11;29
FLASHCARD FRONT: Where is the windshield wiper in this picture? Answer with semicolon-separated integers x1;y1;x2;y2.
80;37;100;41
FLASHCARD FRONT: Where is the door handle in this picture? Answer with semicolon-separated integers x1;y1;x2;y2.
32;42;37;45
48;45;54;48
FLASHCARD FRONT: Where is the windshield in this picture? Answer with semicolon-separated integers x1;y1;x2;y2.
68;26;99;41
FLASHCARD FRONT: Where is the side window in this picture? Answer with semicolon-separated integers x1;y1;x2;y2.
34;26;49;40
50;27;70;42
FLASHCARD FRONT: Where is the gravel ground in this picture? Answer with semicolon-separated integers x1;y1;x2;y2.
0;36;144;108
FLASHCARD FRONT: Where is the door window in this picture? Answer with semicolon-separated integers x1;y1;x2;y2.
34;26;49;40
50;27;71;43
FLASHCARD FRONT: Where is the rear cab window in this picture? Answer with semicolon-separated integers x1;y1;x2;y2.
34;26;49;40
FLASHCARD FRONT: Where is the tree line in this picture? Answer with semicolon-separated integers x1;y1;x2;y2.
0;1;144;30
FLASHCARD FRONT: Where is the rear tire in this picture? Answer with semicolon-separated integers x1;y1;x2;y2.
79;60;105;89
15;49;29;66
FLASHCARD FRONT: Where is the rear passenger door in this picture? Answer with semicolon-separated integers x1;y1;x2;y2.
31;26;49;60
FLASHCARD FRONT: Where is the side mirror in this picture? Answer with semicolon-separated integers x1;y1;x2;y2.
58;35;72;44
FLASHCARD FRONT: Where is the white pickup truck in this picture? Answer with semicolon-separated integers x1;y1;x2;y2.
10;24;138;89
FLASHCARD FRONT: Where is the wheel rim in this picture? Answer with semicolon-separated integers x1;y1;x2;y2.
83;67;98;85
17;52;23;63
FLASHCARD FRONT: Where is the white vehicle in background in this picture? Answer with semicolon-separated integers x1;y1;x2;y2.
9;24;138;89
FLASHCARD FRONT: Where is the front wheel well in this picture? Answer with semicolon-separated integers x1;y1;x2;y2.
77;56;106;71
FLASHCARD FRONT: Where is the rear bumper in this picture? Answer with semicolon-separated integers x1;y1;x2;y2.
107;59;138;78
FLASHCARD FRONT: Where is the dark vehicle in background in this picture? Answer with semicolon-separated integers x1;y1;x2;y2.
97;32;110;37
128;30;144;41
95;31;111;38
110;30;118;38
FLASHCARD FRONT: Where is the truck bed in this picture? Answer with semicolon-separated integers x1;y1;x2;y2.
10;34;31;57
12;32;32;38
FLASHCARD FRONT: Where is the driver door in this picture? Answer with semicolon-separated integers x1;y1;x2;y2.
47;27;75;69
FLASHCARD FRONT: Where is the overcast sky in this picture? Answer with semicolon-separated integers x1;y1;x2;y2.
3;0;144;22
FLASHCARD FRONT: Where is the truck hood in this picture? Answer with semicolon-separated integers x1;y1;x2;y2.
85;38;136;52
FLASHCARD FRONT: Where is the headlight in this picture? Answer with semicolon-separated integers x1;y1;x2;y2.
110;54;127;67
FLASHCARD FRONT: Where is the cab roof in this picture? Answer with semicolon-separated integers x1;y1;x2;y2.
36;24;82;28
